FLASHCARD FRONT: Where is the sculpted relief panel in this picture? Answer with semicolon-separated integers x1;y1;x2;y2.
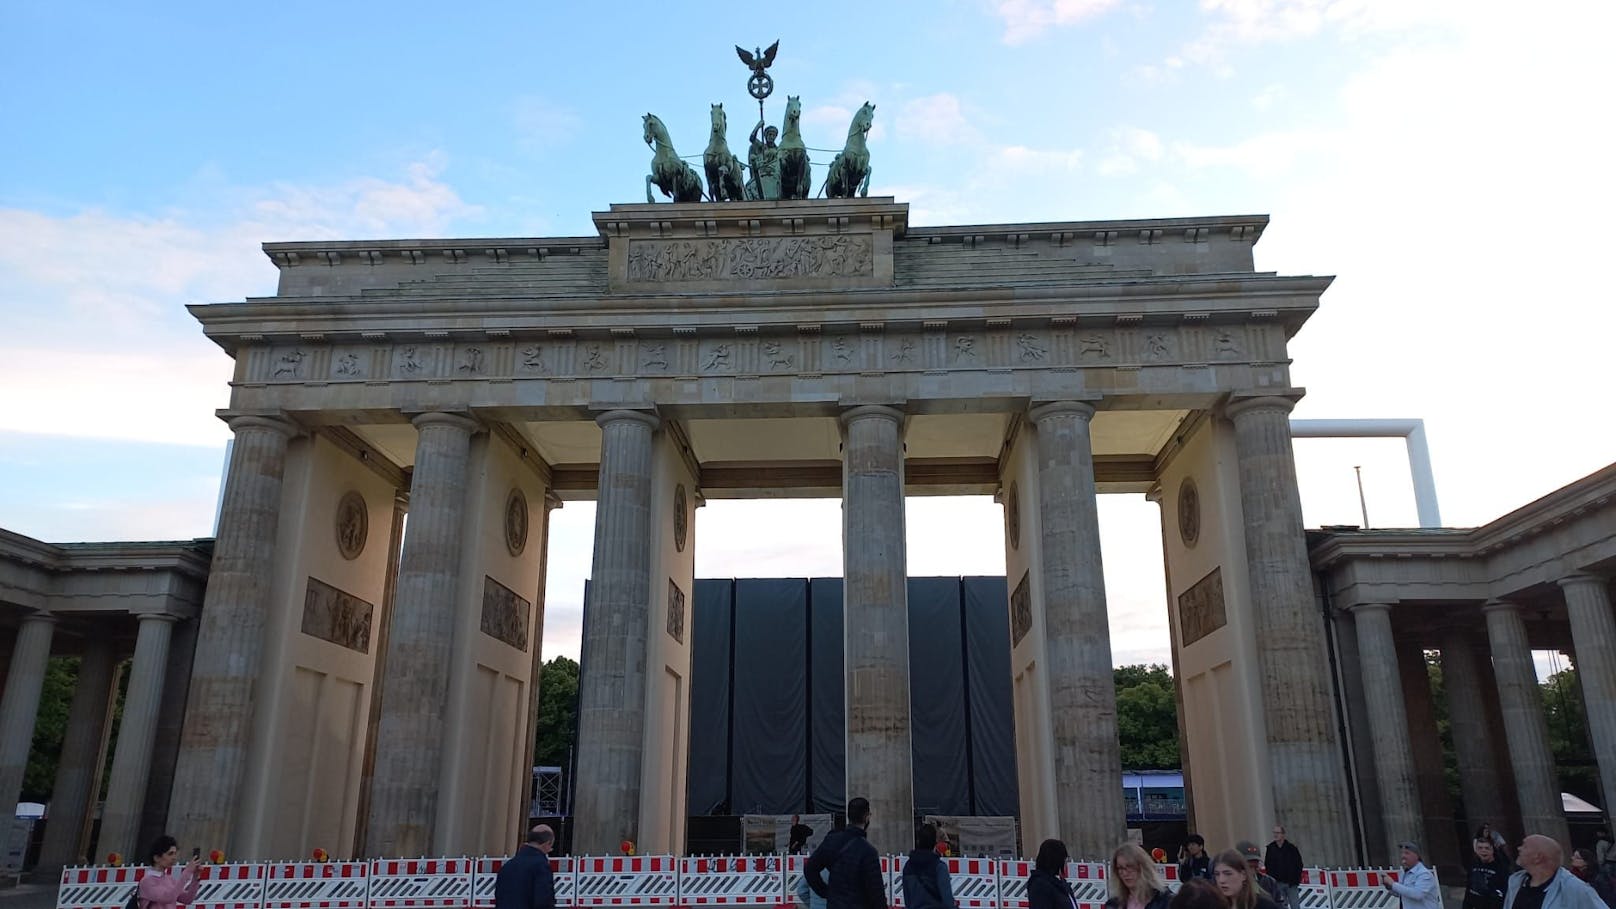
624;235;874;283
249;322;1279;385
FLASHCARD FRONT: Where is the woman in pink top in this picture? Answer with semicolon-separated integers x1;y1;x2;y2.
137;836;201;909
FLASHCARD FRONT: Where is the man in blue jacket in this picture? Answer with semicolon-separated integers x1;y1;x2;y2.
805;798;887;909
495;825;556;909
1502;835;1604;909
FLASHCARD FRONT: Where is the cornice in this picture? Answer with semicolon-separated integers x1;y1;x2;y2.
2;529;213;579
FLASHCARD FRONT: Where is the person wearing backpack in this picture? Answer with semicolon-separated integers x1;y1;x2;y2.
134;836;200;909
902;825;956;909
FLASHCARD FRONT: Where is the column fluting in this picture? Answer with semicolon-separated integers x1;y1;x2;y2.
572;409;659;855
1029;401;1124;856
1483;599;1571;848
1440;627;1508;831
100;614;177;856
1558;573;1616;825
0;614;58;836
1350;604;1423;855
365;412;478;857
839;404;913;853
1226;395;1353;863
167;415;296;853
37;636;118;870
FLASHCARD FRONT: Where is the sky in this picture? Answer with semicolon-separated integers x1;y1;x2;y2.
2;0;1613;669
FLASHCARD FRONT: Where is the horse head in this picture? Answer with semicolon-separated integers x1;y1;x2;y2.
849;102;876;139
784;95;802;127
710;103;726;137
643;113;663;148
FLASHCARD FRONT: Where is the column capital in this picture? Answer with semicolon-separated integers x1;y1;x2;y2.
222;413;299;438
1350;601;1394;616
594;408;661;431
1224;391;1304;420
131;612;181;625
1557;572;1608;592
409;411;481;434
18;610;58;626
1481;598;1519;616
839;403;905;427
1028;400;1097;424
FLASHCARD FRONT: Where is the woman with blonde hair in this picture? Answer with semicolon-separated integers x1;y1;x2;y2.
1211;849;1279;909
1107;843;1172;909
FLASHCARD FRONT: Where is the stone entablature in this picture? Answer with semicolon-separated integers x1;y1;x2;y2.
0;529;211;618
1309;460;1616;603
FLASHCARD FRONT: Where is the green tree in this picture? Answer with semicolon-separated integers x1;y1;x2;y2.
534;656;580;769
1541;666;1598;804
1114;663;1180;770
22;656;79;801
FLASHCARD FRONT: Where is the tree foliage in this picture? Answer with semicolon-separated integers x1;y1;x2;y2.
1114;663;1180;770
1541;666;1597;804
23;656;79;801
534;655;580;770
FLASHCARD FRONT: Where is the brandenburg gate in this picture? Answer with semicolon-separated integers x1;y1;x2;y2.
169;197;1356;863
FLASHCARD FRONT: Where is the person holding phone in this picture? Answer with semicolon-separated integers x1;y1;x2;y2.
136;836;201;909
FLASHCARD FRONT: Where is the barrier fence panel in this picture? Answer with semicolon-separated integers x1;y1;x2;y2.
574;856;678;908
368;859;474;909
1326;870;1399;909
678;856;785;907
1295;869;1331;909
782;855;807;908
264;861;369;909
1065;862;1107;909
472;859;503;909
194;864;269;909
59;866;148;909
880;858;899;908
997;860;1034;909
947;857;1000;909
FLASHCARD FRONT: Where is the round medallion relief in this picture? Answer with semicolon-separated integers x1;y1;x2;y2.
673;484;689;553
1178;478;1201;548
335;490;368;560
1005;481;1021;551
505;488;529;557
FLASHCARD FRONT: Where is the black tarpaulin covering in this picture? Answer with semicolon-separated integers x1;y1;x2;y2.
688;579;734;814
963;576;1019;816
729;579;809;813
907;577;970;815
809;577;846;813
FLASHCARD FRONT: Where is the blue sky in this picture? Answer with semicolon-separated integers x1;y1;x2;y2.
4;1;1613;664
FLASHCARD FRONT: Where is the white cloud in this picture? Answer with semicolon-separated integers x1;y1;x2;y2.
994;0;1124;44
0;158;481;444
1096;126;1164;176
512;96;583;151
896;93;976;145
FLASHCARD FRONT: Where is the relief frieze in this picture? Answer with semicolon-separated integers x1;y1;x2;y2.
624;234;874;283
301;577;373;653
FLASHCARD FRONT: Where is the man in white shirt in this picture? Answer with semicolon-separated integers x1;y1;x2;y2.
1384;842;1441;909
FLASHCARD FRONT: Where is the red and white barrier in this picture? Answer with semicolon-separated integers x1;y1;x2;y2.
59;866;148;909
368;859;473;909
1064;862;1107;909
1294;868;1330;909
1325;870;1399;909
195;864;269;909
573;856;678;907
679;856;784;907
995;861;1034;909
946;857;1001;909
54;854;1427;909
264;862;369;909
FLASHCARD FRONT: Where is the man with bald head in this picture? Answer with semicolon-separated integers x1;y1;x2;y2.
496;824;556;909
1502;835;1603;909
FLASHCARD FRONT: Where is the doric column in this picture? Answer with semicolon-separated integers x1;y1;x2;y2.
100;614;177;856
38;637;118;870
1559;574;1616;823
1483;600;1570;848
572;409;659;854
1029;401;1123;856
1350;604;1422;855
517;491;561;843
0;613;56;826
168;415;296;852
1226;395;1353;863
839;404;913;853
1440;627;1508;832
365;412;478;857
